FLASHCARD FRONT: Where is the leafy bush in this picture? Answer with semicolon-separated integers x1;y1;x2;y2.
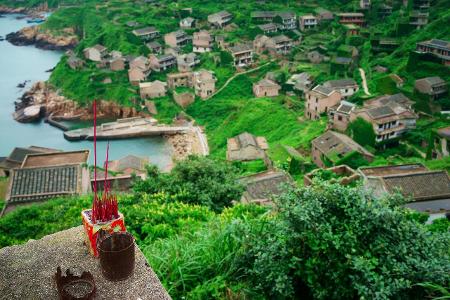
243;183;450;299
347;117;376;148
133;156;244;212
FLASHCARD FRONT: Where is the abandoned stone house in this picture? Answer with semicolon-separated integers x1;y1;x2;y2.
304;85;342;120
314;7;333;20
0;146;59;177
414;76;448;100
177;53;200;72
254;34;293;56
109;57;125;71
193;30;214;53
286;72;313;93
132;26;160;41
149;54;177;72
164;30;192;48
226;132;269;162
323;79;359;99
258;23;279;34
416;39;450;66
180;17;196;29
251;11;297;30
299;14;318;31
311;131;374;168
208;10;233;28
253;79;281;98
146;41;163;54
328;101;356;132
358;164;450;217
350;94;418;143
167;72;193;89
228;43;254;67
192;70;216;99
337;12;365;27
128;67;150;86
139;80;167;99
130;56;150;71
67;55;84;70
108;154;149;175
432;126;450;159
83;44;107;62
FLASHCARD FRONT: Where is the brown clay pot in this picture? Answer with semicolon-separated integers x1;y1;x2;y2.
98;232;135;281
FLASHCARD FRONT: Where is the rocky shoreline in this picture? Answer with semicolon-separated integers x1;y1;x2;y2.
16;81;145;122
6;26;78;51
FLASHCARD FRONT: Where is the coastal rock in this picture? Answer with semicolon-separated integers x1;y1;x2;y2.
16;82;145;122
6;25;78;50
0;6;28;14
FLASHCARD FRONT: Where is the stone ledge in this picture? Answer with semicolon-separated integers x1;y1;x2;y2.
0;226;171;299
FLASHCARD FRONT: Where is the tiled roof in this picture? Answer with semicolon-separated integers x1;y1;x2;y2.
21;150;89;168
228;43;253;54
335;101;356;114
271;35;292;43
417;76;446;86
133;26;159;35
258;23;278;31
359;164;428;177
256;79;280;88
8;165;81;203
312;85;334;96
237;132;258;148
239;171;292;202
324;79;357;88
382;171;450;201
367;105;396;119
7;147;43;163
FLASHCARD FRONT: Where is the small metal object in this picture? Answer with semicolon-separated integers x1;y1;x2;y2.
54;267;96;300
98;231;135;281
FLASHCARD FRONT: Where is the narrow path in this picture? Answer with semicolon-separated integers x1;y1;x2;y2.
206;60;274;100
192;125;209;155
359;68;371;96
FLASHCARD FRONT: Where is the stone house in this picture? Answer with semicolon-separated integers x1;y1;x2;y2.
139;80;167;99
360;0;371;9
0;146;59;177
416;39;450;66
208;11;233;28
432;126;450;159
146;41;162;54
257;23;279;34
286;72;313;93
228;43;254;67
107;155;149;175
130;56;150;71
67;55;84;70
193;30;213;53
128;68;149;86
337;13;365;27
164;47;182;57
251;11;296;30
358;164;450;217
304;165;360;186
149;54;177;72
311;131;374;168
255;34;293;55
299;14;318;31
132;26;160;40
109;57;125;71
83;44;107;62
350;94;418;143
307;50;327;64
328;101;356;132
177;53;200;72
227;132;269;162
167;72;193;89
414;76;448;100
253;79;281;98
323;79;359;99
304;85;342;120
314;7;333;20
180;17;195;29
173;91;195;108
164;30;191;48
409;11;429;29
192;70;216;99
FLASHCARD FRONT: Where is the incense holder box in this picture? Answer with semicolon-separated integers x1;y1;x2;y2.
82;209;126;257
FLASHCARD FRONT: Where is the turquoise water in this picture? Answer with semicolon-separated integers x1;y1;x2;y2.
0;14;173;169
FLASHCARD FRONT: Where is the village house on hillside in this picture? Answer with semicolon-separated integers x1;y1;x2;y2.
305;85;342;120
254;34;293;55
432;126;450;159
180;17;196;29
311;131;374;168
132;26;160;40
360;0;371;9
0;146;59;177
323;79;359;99
109;56;125;71
193;30;213;53
227;132;269;162
416;39;450;66
239;170;293;206
228;43;254;67
286;72;313;93
414;76;448;100
177;53;200;72
193;70;216;99
358;164;450;217
146;41;162;54
130;56;150;71
253;79;281;98
409;11;429;29
128;67;150;86
83;44;107;62
167;72;193;89
164;30;192;48
149;54;177;72
328;101;357;132
315;7;333;20
258;23;279;34
2;150;90;215
350;94;418;143
208;10;233;28
108;155;149;175
139;80;167;99
251;11;297;30
67;55;84;70
299;14;318;31
337;12;365;27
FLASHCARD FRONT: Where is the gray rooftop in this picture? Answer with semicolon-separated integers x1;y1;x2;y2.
417;76;446;86
324;79;358;88
367;105;396;119
313;131;373;162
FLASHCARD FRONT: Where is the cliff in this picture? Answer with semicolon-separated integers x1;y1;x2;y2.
6;26;78;50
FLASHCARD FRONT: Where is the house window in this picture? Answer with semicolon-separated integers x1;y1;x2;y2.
338;115;343;121
378;124;383;129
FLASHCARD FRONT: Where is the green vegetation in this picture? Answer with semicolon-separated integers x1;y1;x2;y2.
347;117;377;148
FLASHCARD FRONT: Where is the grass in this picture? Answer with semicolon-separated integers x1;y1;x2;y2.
0;177;7;202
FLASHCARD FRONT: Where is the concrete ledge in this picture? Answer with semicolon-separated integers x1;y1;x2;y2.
0;226;171;299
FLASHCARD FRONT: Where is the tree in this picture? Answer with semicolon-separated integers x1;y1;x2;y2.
133;156;244;212
244;182;450;299
347;117;376;148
